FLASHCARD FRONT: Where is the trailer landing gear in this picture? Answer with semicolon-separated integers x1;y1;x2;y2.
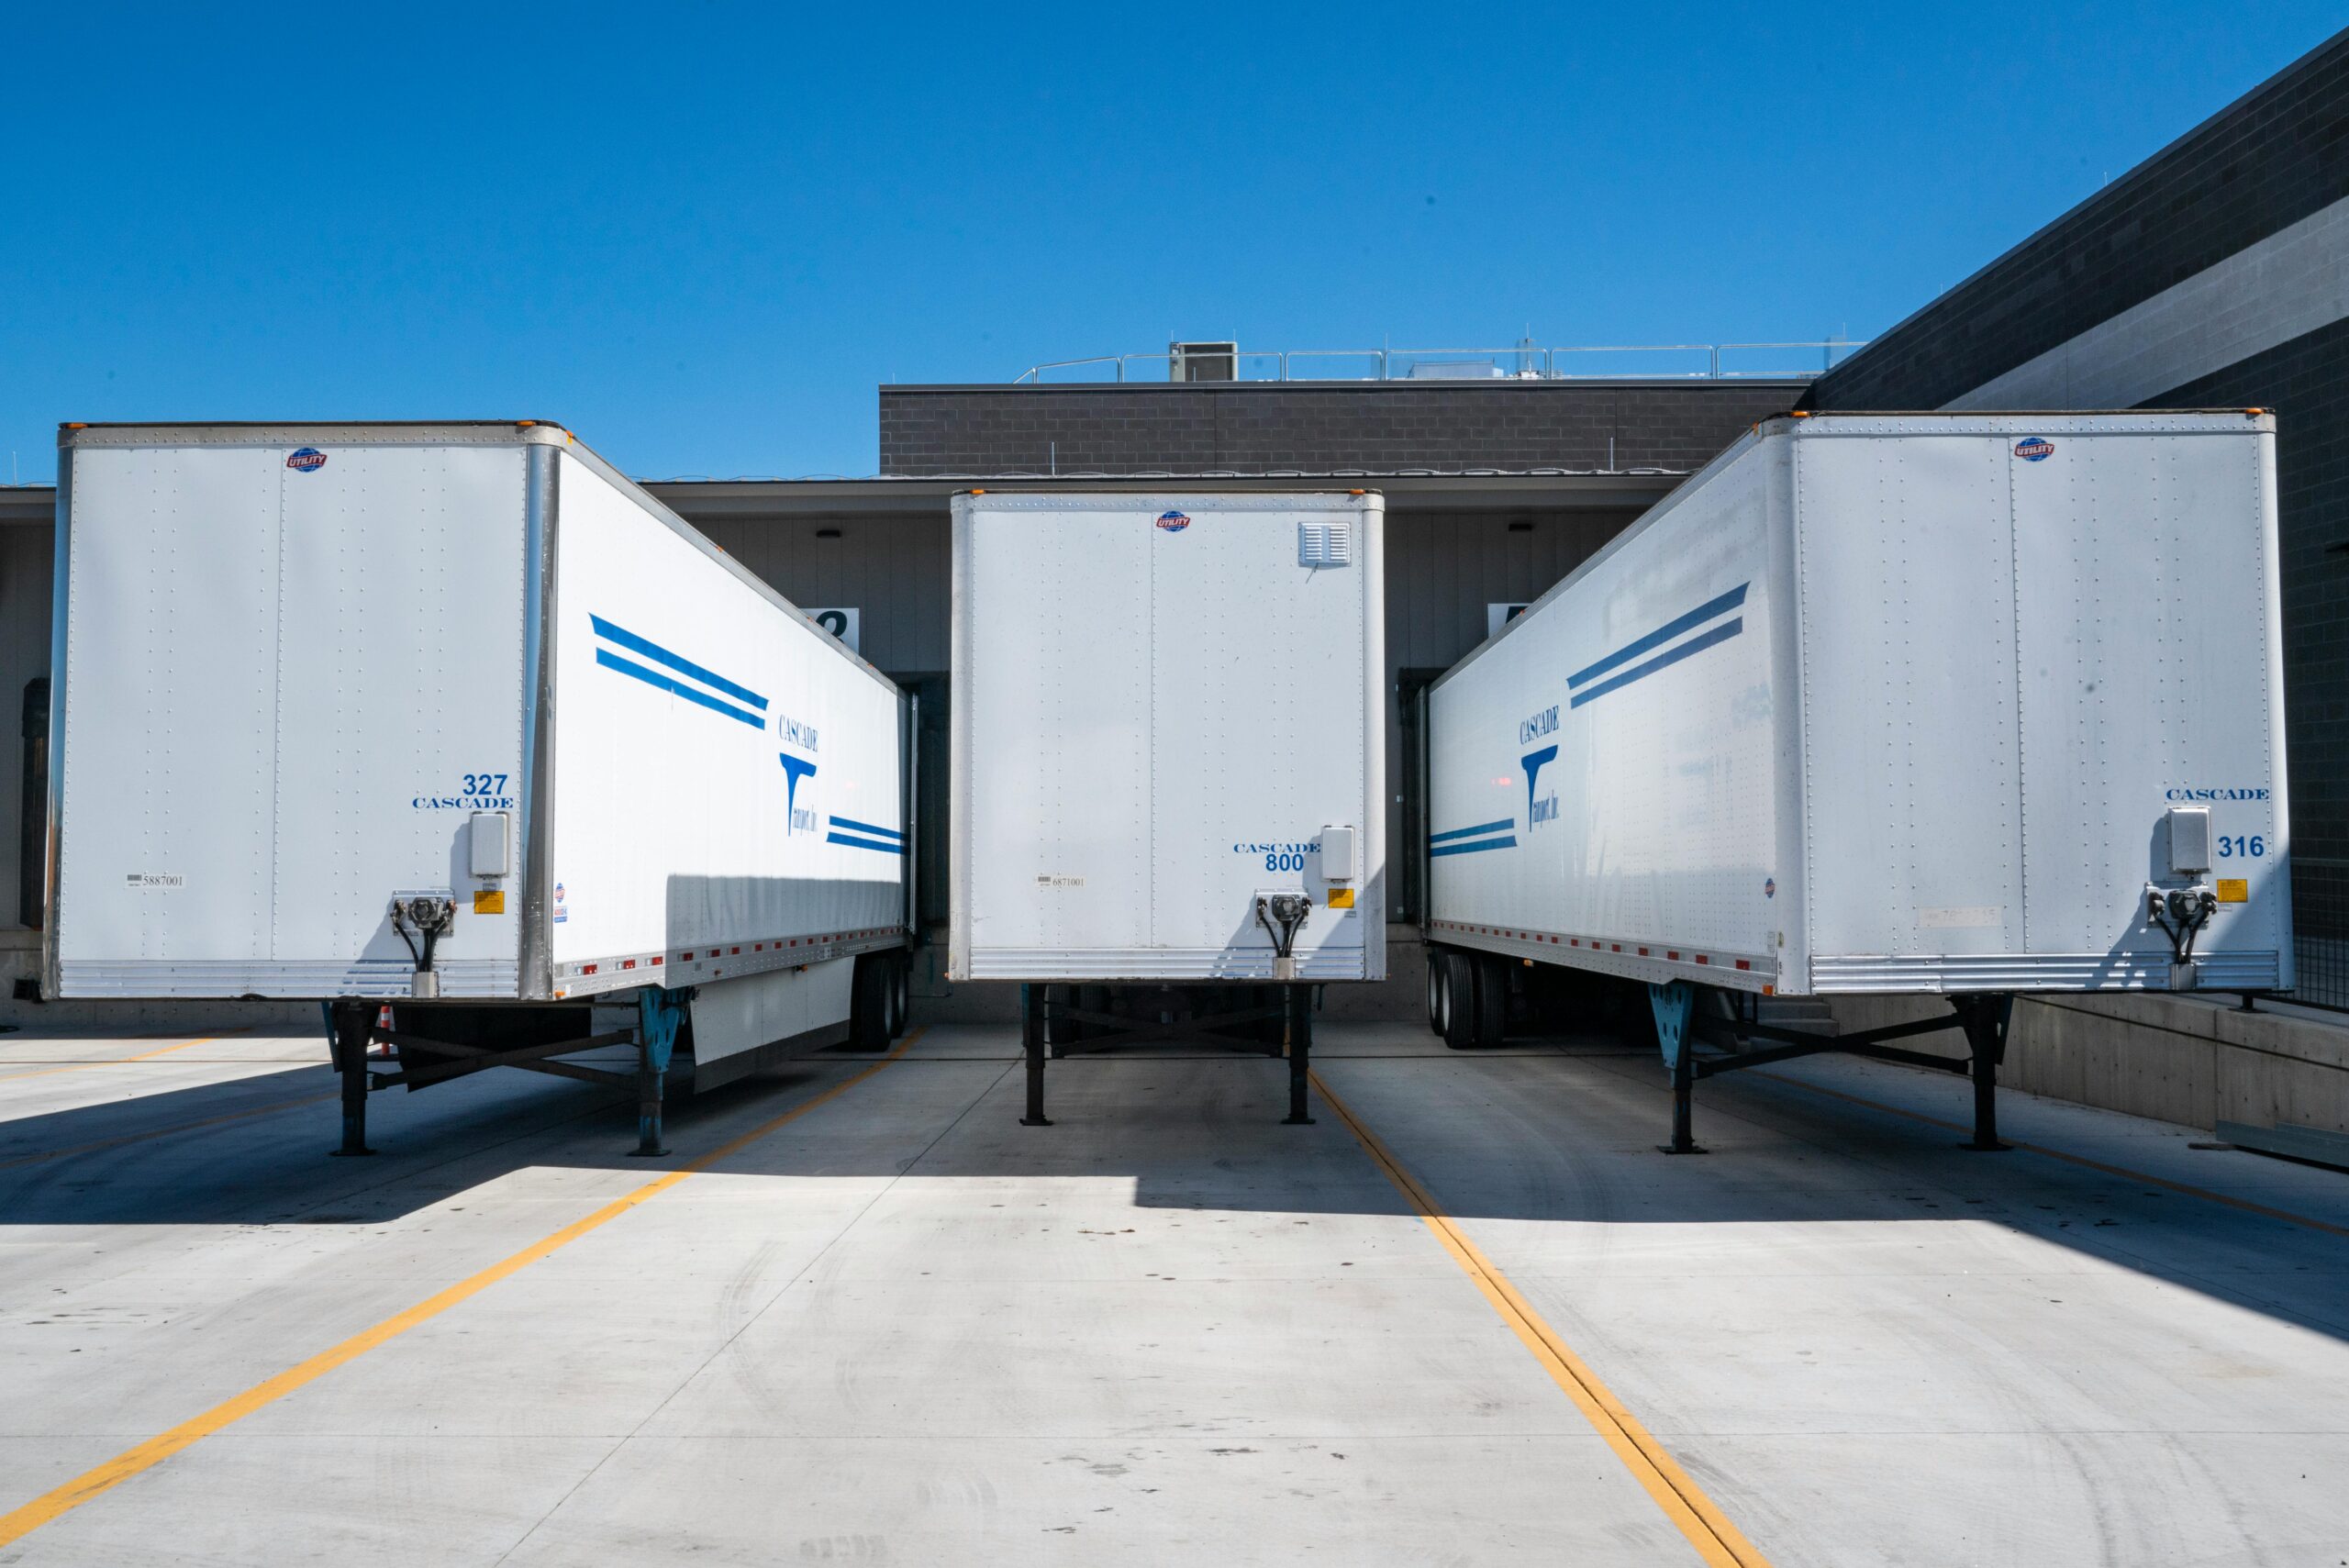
318;988;685;1156
1651;981;1704;1155
327;1000;376;1157
1016;982;1314;1127
629;986;687;1157
1653;986;2016;1155
1952;994;2012;1152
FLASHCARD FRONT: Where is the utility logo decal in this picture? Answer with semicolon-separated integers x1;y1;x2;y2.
286;448;328;472
591;613;770;729
1155;510;1191;532
1567;583;1749;710
827;815;906;855
552;882;568;924
779;753;818;834
1765;877;1776;899
1523;744;1560;829
1430;818;1515;857
2014;437;2054;462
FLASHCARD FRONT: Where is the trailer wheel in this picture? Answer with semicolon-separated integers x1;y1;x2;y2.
1440;951;1479;1050
1471;954;1509;1050
1425;951;1445;1034
877;953;903;1039
847;955;891;1052
889;952;912;1038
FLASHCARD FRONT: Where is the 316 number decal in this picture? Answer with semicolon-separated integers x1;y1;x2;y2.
2218;834;2266;858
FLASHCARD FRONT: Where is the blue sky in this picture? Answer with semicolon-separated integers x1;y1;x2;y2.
0;4;2339;482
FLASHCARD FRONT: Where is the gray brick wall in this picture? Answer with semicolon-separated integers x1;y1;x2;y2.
878;382;1801;477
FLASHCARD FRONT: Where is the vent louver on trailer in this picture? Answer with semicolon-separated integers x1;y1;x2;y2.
1298;521;1352;567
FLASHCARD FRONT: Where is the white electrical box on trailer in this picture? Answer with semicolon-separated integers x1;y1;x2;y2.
45;422;915;1149
1420;412;2290;1147
948;490;1386;984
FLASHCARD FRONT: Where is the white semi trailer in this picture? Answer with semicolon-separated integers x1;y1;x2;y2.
44;421;914;1154
1421;411;2290;1151
949;489;1386;1124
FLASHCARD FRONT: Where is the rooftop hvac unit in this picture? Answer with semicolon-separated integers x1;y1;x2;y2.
1170;341;1238;382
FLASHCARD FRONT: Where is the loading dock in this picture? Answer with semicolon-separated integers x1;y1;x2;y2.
5;1015;2345;1562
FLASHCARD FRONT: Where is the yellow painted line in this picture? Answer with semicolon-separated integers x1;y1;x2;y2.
1313;1068;1773;1568
0;1029;921;1550
1752;1071;2349;1241
0;1031;253;1083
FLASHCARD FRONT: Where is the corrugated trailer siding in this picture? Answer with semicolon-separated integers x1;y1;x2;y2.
53;434;531;997
1429;413;2290;996
951;492;1384;982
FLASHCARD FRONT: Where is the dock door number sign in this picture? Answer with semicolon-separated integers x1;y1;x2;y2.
807;607;860;654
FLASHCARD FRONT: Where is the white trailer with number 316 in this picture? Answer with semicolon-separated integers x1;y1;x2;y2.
1421;412;2290;1151
44;421;916;1155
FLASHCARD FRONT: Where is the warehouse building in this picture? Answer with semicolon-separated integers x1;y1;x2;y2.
6;27;2345;1024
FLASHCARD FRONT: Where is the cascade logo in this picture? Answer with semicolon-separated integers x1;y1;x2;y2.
1523;744;1559;829
1155;510;1191;532
779;752;818;834
1518;705;1559;746
286;448;328;473
2167;786;2269;801
2014;437;2054;462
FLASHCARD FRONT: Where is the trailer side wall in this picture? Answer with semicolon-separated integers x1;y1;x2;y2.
546;450;908;1000
52;434;531;997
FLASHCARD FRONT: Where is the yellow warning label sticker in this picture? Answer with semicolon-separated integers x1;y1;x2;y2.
473;889;507;915
2216;879;2249;904
1328;887;1355;908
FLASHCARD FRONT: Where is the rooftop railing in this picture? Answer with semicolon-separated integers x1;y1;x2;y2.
1012;340;1868;384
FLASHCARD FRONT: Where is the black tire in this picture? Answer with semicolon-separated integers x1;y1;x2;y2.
1425;951;1445;1034
847;954;891;1052
889;951;912;1038
1471;953;1509;1050
1441;951;1479;1050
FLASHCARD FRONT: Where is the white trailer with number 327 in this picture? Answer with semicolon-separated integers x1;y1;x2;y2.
1420;412;2290;1151
43;421;915;1155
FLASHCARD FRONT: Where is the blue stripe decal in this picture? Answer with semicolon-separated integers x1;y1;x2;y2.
827;831;907;855
595;649;767;728
1431;836;1518;857
1568;584;1749;689
1431;818;1514;844
829;815;903;841
1569;619;1742;709
590;615;769;711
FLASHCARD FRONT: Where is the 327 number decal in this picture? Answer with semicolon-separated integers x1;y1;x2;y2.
2218;835;2266;858
462;773;510;796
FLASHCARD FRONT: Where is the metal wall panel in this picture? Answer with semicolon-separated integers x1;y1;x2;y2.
0;522;52;929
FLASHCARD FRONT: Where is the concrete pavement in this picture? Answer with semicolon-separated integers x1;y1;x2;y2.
1;1018;2344;1564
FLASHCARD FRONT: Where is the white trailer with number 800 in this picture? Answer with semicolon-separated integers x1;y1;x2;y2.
1421;411;2290;1150
949;489;1386;1126
44;421;915;1154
